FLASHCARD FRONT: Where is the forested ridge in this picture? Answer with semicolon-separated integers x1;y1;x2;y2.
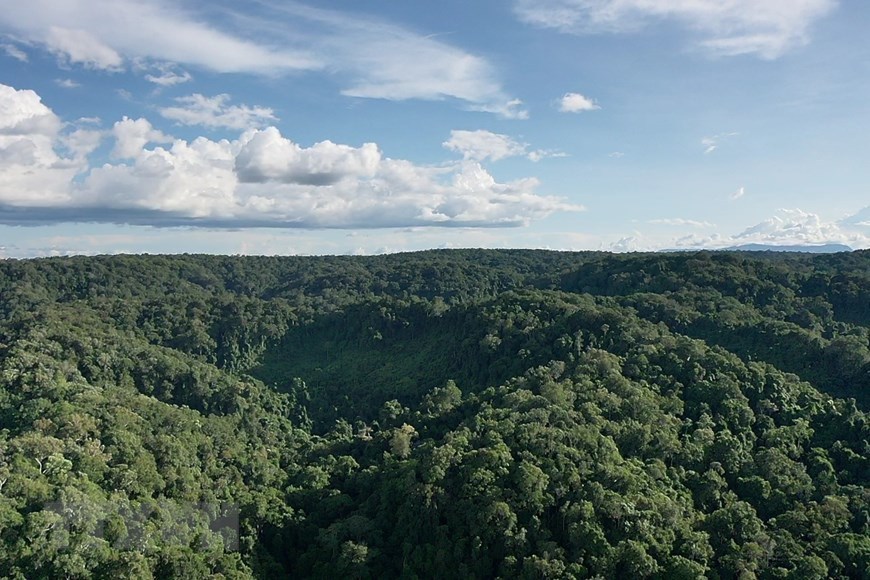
0;249;868;579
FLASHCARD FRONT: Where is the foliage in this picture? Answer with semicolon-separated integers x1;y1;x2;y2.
0;249;868;578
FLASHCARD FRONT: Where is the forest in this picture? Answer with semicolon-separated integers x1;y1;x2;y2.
0;249;868;579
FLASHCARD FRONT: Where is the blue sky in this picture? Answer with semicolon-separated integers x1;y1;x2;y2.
0;0;868;257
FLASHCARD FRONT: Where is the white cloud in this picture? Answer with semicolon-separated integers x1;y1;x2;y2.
336;37;496;102
608;235;647;252
160;94;276;130
0;84;62;137
55;78;80;89
234;127;380;185
514;0;837;59
702;138;717;154
468;99;530;120
0;84;79;205
0;0;321;74
840;206;870;230
45;26;123;70
444;130;528;162
141;62;192;86
0;83;581;229
732;208;868;247
675;208;870;250
59;127;103;160
1;42;27;62
299;5;526;117
731;185;745;200
222;1;528;117
443;130;562;162
527;149;567;162
111;117;172;159
78;131;579;227
702;132;738;154
559;92;599;113
0;0;519;116
648;218;715;227
83;133;238;218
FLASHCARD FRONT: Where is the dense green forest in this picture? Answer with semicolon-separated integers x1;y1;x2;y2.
0;249;868;579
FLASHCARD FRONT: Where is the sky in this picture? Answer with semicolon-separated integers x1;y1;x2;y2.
0;0;868;257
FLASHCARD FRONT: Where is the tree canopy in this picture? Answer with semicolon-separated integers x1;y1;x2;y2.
0;249;868;578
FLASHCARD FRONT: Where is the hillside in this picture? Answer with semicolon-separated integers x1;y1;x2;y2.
0;250;868;579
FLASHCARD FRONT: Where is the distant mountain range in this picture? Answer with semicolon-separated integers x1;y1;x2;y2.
662;243;853;253
721;243;853;253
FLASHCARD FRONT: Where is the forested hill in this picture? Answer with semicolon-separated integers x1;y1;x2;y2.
0;250;868;579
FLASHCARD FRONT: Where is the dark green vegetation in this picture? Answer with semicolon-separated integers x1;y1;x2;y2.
0;249;868;579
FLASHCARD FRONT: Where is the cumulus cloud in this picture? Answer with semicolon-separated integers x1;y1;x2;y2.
0;84;79;205
443;130;562;162
0;84;62;136
111;119;171;160
160;94;276;130
731;185;746;200
732;208;868;247
59;127;103;160
675;208;870;250
608;235;647;252
111;117;172;159
82;134;238;218
558;92;599;113
234;127;380;185
74;132;578;227
0;83;581;229
514;0;837;59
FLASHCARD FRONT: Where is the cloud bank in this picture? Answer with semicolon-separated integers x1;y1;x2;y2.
514;0;837;58
0;84;578;229
675;208;870;250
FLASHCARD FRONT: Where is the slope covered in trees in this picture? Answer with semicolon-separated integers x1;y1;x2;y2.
0;250;868;578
